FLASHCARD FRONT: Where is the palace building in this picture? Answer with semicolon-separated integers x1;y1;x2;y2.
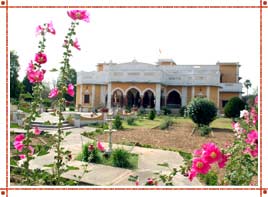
76;59;243;112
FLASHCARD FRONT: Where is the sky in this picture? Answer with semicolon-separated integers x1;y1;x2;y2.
9;8;260;94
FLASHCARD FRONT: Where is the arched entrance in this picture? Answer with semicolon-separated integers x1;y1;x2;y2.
112;89;124;107
142;90;155;108
166;90;181;108
126;88;141;108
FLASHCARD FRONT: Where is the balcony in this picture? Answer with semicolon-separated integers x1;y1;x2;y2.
220;83;243;92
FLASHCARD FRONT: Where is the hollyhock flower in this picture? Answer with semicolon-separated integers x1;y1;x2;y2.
146;178;155;185
72;38;81;50
188;169;197;181
34;127;42;135
34;53;47;64
48;88;59;98
240;110;249;119
15;134;25;142
27;61;34;73
14;141;24;152
67;10;90;23
191;157;211;174
67;84;75;97
27;69;45;83
88;144;94;152
250;107;258;125
202;143;221;164
244;146;258;157
36;25;44;36
97;141;105;152
28;146;34;155
19;154;26;160
135;180;139;186
47;21;56;35
246;130;258;145
193;149;203;157
231;122;245;134
254;96;258;105
218;153;229;168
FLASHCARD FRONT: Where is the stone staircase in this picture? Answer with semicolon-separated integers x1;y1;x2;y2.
31;121;74;131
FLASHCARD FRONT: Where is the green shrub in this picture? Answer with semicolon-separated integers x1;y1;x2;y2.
148;109;156;120
224;97;245;119
126;117;136;125
179;106;188;117
81;142;103;163
199;171;218;186
198;125;212;136
111;148;133;168
162;107;171;115
125;106;131;113
69;106;75;111
113;115;123;130
137;108;146;115
159;118;174;130
187;98;217;127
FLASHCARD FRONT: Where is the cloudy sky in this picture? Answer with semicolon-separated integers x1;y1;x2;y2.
9;8;260;94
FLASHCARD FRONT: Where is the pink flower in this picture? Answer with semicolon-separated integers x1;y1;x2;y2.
34;127;42;135
244;146;258;157
27;69;45;83
27;61;34;73
88;144;94;152
34;53;47;64
48;88;59;98
67;10;90;23
67;84;75;97
218;153;229;168
188;169;197;181
240;110;249;118
15;134;25;142
47;21;56;35
193;149;203;157
19;154;26;160
191;157;211;174
202;143;221;164
246;130;258;145
63;40;68;47
28;146;34;155
254;96;258;105
97;141;105;152
146;178;155;185
36;25;44;36
250;107;258;125
13;141;24;152
135;180;139;186
72;38;81;50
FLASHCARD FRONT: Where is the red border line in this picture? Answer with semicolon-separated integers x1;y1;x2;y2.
4;3;264;196
6;5;268;8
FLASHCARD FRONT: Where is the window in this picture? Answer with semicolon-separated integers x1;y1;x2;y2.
84;95;90;104
222;100;228;108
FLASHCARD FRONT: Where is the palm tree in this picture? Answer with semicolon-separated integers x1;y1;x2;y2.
244;79;252;96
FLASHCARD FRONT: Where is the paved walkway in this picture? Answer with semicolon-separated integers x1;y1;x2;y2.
14;124;201;186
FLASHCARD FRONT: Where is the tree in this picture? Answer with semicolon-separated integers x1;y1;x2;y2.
187;97;217;127
22;75;33;95
244;79;252;96
10;50;22;100
224;97;245;119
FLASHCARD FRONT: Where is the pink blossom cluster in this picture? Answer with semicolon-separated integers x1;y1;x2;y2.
13;134;34;160
36;21;56;36
244;130;258;157
48;84;75;99
67;10;90;23
88;141;105;152
188;142;229;181
27;60;46;84
145;178;158;186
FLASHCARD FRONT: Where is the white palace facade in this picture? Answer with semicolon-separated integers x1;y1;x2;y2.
76;59;243;112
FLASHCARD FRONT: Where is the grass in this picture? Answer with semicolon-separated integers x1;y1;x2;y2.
10;123;21;129
122;116;165;129
210;118;233;130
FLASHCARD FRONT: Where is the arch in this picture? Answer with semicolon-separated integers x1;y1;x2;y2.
124;86;142;96
112;89;124;107
142;89;155;108
142;88;156;96
111;87;125;96
166;89;182;108
166;89;182;97
126;88;141;108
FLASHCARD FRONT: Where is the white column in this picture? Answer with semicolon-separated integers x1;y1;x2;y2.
191;86;195;99
91;84;95;107
182;87;187;106
107;83;112;109
206;86;210;100
155;84;161;112
100;85;105;104
80;85;83;104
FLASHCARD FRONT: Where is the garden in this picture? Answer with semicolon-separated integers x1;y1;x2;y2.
10;10;258;187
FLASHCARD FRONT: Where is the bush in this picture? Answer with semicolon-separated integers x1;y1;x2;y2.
81;142;103;163
199;171;218;186
137;108;146;115
198;125;212;136
187;98;217;127
179;106;188;117
111;148;133;168
113;115;123;130
159;118;174;130
224;97;245;119
69;106;75;111
148;109;156;120
125;106;131;113
162;107;171;115
126;117;136;125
